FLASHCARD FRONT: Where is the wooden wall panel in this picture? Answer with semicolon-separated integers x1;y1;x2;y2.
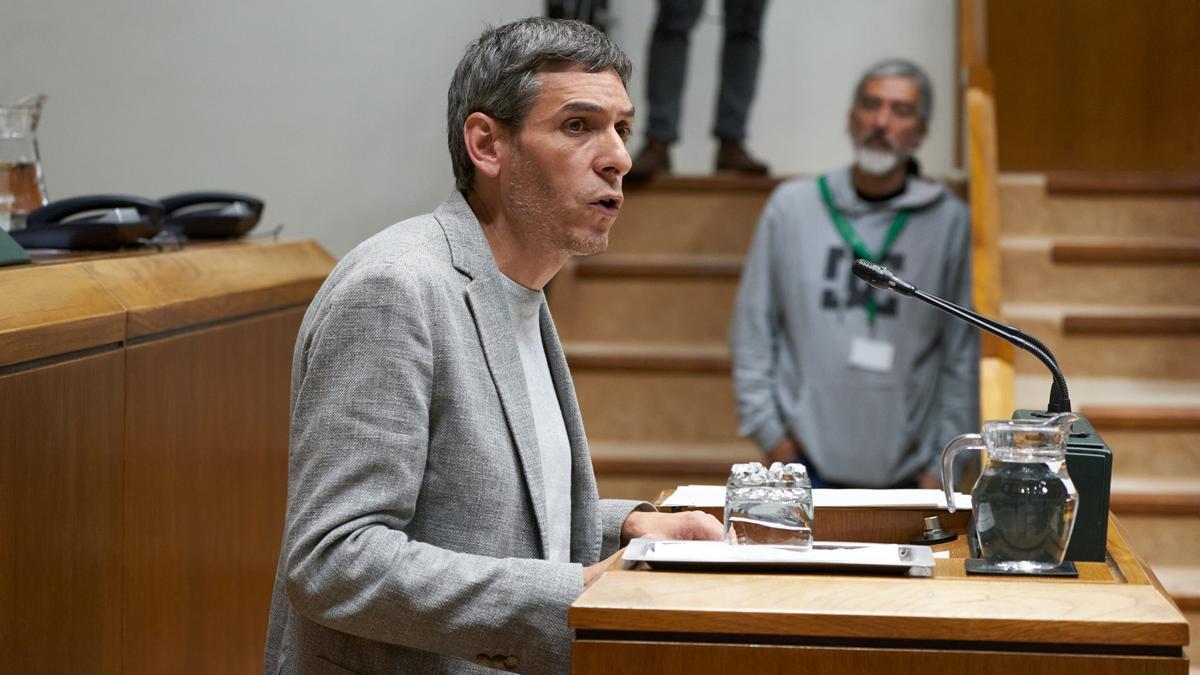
988;0;1200;171
0;351;125;675
122;308;303;675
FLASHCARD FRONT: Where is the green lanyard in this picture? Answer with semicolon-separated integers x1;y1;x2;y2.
817;174;910;325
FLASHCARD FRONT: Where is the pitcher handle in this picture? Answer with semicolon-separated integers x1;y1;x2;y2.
942;433;985;513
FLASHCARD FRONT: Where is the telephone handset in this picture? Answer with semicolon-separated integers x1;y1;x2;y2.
12;195;164;250
160;191;263;239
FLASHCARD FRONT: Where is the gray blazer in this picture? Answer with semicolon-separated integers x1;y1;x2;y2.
264;192;644;674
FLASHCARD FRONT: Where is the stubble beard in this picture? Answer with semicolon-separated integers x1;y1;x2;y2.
507;152;609;259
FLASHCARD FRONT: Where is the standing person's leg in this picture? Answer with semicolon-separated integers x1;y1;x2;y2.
714;0;770;174
629;0;705;182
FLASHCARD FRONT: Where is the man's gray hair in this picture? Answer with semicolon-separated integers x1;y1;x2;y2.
447;18;632;193
852;59;934;128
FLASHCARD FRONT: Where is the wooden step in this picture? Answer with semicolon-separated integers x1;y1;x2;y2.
565;342;729;373
1114;514;1200;568
1084;407;1200;431
998;174;1200;238
1014;376;1200;427
1065;313;1200;336
574;254;742;279
571;365;740;443
606;177;772;256
1104;429;1200;481
589;440;756;501
1005;304;1200;380
1153;566;1200;611
1001;238;1200;304
1015;380;1200;483
552;270;738;344
1045;171;1200;197
1051;238;1200;265
1110;479;1200;517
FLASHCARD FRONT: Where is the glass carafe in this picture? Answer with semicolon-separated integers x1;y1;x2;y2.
942;413;1079;572
0;94;49;231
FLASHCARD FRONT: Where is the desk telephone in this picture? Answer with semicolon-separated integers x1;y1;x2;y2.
11;195;164;250
9;191;264;250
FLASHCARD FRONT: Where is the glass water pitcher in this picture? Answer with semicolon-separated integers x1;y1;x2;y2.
0;94;49;231
942;413;1079;572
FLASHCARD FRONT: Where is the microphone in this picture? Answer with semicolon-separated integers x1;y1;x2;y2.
852;258;1071;413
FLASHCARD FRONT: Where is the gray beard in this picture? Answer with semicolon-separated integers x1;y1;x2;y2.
854;146;903;176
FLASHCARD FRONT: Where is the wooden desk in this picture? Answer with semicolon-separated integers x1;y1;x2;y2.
0;240;334;675
570;505;1190;674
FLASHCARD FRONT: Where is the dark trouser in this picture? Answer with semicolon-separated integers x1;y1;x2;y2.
804;459;920;490
645;0;768;143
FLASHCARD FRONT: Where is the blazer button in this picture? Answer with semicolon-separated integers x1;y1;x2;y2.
503;655;520;670
475;654;492;667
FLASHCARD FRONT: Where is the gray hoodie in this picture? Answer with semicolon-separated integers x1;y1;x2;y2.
730;166;980;487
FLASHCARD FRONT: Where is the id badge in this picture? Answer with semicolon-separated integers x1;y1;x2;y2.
848;336;895;372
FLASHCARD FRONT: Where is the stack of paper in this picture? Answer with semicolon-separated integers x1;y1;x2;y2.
660;486;972;510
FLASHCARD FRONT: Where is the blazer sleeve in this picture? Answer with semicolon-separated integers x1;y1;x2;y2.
283;262;583;674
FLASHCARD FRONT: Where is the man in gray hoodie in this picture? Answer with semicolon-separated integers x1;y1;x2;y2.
730;59;979;489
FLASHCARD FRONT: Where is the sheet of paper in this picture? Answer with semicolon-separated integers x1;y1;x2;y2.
660;485;972;511
635;540;904;565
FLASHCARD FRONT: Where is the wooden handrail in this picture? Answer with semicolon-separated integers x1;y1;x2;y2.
960;0;1014;420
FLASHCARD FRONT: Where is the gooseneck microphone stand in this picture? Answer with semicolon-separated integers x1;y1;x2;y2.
851;258;1072;413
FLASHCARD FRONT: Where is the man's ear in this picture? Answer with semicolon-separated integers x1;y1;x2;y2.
463;112;508;180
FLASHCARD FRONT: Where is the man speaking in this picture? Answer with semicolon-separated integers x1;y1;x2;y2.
264;18;722;675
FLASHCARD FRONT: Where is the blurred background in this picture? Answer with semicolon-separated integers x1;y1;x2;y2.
0;0;955;257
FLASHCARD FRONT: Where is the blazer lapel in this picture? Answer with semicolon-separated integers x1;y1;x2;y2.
438;192;551;559
541;304;600;562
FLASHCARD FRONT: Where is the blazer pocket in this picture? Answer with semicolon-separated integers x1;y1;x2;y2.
311;655;364;675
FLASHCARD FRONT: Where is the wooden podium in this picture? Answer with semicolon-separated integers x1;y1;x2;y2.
570;502;1190;674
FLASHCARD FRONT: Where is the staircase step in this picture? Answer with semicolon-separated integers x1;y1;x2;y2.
1004;304;1200;379
552;262;739;344
631;174;784;192
1064;313;1200;336
589;439;756;475
1110;479;1200;516
1045;171;1200;197
1114;514;1200;568
606;176;774;256
1051;238;1200;265
589;439;756;500
575;253;743;279
1153;566;1200;611
1083;406;1200;431
1104;430;1200;481
1001;237;1200;304
998;174;1200;238
1013;376;1200;415
565;342;729;373
566;344;739;443
571;367;740;443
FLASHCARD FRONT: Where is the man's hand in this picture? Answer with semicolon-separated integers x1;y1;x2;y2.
767;436;802;465
620;509;723;546
918;471;942;489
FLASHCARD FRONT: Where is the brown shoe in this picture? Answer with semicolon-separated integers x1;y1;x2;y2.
715;140;769;176
626;139;671;184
